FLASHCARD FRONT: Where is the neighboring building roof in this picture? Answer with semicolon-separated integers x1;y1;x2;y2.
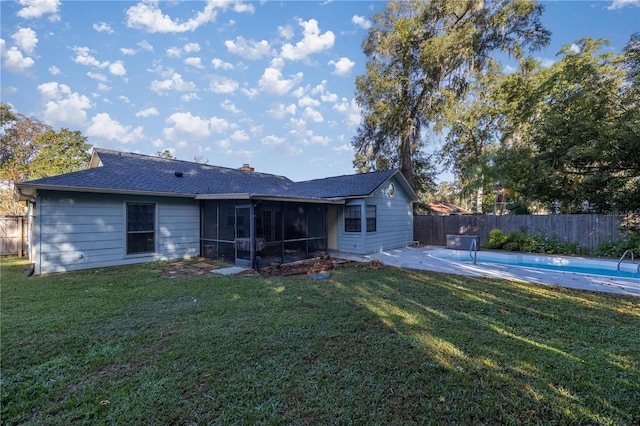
422;202;472;215
16;148;419;202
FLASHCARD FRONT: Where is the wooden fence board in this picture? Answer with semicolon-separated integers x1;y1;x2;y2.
0;216;26;257
413;214;624;251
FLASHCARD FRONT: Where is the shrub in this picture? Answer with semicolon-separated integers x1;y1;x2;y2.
593;232;640;258
486;229;508;249
485;229;586;255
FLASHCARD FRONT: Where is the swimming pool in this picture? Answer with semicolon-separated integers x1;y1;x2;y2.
429;250;640;279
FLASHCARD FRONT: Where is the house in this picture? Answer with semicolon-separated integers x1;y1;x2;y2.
15;148;418;275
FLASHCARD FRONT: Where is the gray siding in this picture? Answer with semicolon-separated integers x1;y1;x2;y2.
362;176;413;253
336;176;413;254
336;200;365;254
34;191;199;274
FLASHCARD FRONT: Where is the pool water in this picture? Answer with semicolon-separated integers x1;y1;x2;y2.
429;250;640;279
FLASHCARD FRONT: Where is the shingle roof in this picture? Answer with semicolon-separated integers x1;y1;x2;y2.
289;169;398;198
17;148;416;201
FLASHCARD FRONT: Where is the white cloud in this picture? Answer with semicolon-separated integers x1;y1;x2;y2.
208;75;239;94
333;144;353;154
333;97;361;127
151;72;197;94
302;107;323;123
37;82;92;126
109;61;126;76
258;63;303;95
225;36;272;60
329;57;355;76
167;42;201;59
166;47;181;58
120;48;137;56
163;111;229;142
87;112;144;143
183;42;201;53
138;40;154;52
307;134;330;146
48;65;60;75
184;57;204;68
261;135;302;155
87;71;108;82
280;18;334;61
268;102;296;119
93;22;114;34
125;0;252;33
298;95;320;108
241;87;259;98
72;46;109;68
230;129;250;142
17;0;60;20
0;41;35;72
278;25;294;40
221;99;242;114
211;58;234;70
180;93;200;102
12;28;38;55
608;0;640;9
97;83;110;92
136;107;159;118
352;15;371;30
118;96;130;103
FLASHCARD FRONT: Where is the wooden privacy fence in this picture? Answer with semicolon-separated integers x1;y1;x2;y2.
1;216;27;257
414;214;625;252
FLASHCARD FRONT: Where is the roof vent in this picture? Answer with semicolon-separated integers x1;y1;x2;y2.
238;163;254;172
175;171;183;178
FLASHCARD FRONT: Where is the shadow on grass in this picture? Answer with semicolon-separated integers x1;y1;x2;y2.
332;267;640;424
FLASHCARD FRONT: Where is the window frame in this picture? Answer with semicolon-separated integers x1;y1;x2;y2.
126;202;157;255
344;205;361;233
366;205;377;232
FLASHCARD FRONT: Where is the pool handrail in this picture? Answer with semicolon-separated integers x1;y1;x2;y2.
617;249;635;271
469;238;478;265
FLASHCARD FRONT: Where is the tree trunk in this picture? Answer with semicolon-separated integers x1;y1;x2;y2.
476;175;483;214
400;129;414;189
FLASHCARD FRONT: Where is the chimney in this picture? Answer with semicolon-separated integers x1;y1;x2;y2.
238;163;254;172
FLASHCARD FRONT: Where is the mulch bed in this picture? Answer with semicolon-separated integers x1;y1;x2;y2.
153;257;385;279
258;257;385;277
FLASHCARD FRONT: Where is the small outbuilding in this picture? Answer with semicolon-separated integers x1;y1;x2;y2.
15;149;418;275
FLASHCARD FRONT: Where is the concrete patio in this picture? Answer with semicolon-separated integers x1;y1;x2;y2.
332;246;640;298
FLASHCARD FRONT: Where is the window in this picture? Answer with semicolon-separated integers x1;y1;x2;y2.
126;202;156;254
344;205;361;232
366;205;377;232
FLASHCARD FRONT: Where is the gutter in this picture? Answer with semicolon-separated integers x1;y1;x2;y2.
14;183;197;199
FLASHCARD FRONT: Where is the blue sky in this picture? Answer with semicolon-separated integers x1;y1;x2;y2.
1;0;639;182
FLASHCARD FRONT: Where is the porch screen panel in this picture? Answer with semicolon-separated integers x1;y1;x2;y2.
218;200;236;242
201;201;218;239
308;204;326;238
284;204;306;240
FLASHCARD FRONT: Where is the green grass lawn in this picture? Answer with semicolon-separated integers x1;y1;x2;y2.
2;257;639;425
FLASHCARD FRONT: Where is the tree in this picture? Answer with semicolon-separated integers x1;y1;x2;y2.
0;103;92;214
1;103;51;182
29;129;91;179
156;149;174;159
352;0;550;193
494;37;639;213
437;60;504;213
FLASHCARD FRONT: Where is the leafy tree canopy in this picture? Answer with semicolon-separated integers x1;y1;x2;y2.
352;0;550;196
0;103;92;214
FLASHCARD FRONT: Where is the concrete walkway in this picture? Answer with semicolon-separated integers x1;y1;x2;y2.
332;246;640;298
